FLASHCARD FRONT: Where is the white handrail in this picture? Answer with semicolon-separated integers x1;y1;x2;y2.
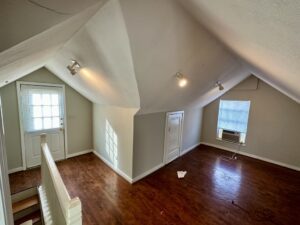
39;134;82;225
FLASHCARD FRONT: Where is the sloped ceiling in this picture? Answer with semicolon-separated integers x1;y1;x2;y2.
0;0;107;51
179;0;300;103
46;0;140;107
2;0;298;114
0;1;107;87
119;0;249;114
46;0;248;111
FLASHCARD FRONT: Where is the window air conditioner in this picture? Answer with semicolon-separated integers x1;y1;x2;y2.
221;129;241;143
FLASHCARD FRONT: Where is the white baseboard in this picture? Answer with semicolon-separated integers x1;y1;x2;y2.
132;163;164;183
201;142;300;172
92;150;133;183
132;142;201;183
180;142;201;156
66;149;93;159
8;167;24;174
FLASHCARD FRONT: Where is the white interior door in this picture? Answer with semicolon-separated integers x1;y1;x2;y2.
164;111;184;164
18;84;66;168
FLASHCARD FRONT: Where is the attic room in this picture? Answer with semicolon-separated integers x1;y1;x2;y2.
0;0;299;224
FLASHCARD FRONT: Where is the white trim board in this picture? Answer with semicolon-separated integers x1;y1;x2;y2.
201;142;300;172
8;167;24;174
133;143;201;183
8;149;93;174
92;151;133;183
180;142;201;156
132;163;164;183
66;149;93;159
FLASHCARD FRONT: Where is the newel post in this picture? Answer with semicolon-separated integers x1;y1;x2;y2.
40;133;47;144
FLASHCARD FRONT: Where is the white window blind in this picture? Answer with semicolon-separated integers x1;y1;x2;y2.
20;85;64;132
217;100;251;133
217;100;251;143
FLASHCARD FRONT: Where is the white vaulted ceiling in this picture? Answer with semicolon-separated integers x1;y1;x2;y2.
0;0;107;51
0;0;299;113
119;0;249;113
179;0;300;103
46;0;140;107
0;1;107;87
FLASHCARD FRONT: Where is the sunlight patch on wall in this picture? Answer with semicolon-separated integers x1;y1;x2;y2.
105;119;118;167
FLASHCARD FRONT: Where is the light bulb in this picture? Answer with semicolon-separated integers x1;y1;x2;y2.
178;78;188;87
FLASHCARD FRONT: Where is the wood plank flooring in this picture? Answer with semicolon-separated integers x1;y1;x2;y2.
9;145;300;225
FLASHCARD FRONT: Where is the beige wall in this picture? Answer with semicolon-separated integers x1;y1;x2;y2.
133;112;165;178
93;104;138;178
0;68;93;170
201;76;300;168
182;108;203;150
133;108;203;178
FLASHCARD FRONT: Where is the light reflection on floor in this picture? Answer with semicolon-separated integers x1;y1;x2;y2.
213;157;242;199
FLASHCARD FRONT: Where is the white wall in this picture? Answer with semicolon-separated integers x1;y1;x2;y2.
182;108;203;150
93;104;138;178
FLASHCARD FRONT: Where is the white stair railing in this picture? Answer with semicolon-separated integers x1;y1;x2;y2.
38;134;82;225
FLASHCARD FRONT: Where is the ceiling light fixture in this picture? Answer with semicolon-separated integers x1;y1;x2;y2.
175;72;188;88
215;81;224;91
67;60;81;75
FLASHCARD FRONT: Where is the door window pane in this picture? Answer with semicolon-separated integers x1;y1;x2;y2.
43;106;52;117
34;118;42;130
51;94;59;105
32;94;41;105
52;117;60;128
43;118;52;129
21;86;64;132
42;94;51;105
52;106;59;117
33;106;42;118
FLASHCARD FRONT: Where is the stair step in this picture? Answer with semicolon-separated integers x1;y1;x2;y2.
14;210;41;225
12;195;39;214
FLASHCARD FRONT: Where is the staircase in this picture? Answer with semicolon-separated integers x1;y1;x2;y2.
9;134;82;225
11;187;42;225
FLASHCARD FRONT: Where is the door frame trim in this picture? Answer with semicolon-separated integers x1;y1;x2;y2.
163;111;184;165
16;81;68;170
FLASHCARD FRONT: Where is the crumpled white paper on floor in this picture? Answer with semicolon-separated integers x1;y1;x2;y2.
177;171;187;179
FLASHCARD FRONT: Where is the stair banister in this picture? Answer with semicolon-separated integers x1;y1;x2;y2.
38;134;82;225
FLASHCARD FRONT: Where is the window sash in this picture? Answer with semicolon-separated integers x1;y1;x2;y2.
217;100;250;133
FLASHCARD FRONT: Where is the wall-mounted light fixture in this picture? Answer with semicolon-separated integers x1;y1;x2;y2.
215;81;224;91
67;60;81;75
175;72;188;88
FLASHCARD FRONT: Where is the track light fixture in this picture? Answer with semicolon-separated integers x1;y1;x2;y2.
67;60;80;75
175;72;188;88
216;81;224;91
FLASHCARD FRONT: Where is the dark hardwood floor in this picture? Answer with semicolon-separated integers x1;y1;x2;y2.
9;145;300;225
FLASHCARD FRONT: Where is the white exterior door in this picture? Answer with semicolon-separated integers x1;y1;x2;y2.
18;83;66;168
164;111;184;164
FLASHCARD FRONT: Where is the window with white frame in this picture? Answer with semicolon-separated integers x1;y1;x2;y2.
20;85;64;132
217;100;251;144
